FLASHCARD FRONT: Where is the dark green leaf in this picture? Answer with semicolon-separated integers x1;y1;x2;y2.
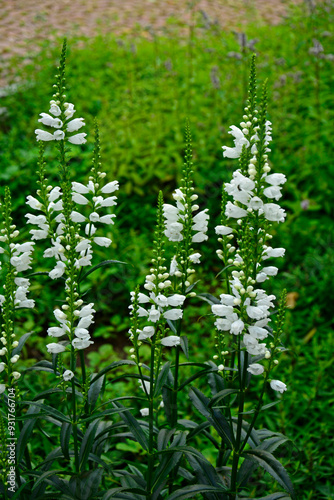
16;404;40;463
12;331;34;356
168;485;226;500
90;359;136;384
79;259;126;282
196;292;221;305
209;388;238;408
154;361;171;397
180;335;189;360
113;402;149;451
88;373;105;410
60;422;72;461
79;419;101;470
242;449;295;498
20;401;71;423
69;468;104;500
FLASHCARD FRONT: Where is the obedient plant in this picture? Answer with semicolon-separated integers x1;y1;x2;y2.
0;43;295;500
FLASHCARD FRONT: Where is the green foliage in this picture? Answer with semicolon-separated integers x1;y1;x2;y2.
0;1;333;498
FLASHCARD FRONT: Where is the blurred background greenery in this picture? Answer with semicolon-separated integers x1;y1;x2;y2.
0;0;334;497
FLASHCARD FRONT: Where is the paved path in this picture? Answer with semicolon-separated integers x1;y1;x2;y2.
0;0;303;85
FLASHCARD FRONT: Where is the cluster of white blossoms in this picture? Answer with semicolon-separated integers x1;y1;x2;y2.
47;301;96;363
163;187;209;282
213;101;287;393
163;188;209;244
130;289;186;348
25;179;119;279
35;101;87;144
0;202;36;390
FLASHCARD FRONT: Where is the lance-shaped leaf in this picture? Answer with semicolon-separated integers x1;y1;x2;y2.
79;259;126;283
242;449;295;498
168;484;227;500
113;402;149;451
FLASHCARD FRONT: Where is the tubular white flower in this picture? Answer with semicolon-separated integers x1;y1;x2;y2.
247;363;264;375
262;203;286;222
101;181;119;193
270;380;287;393
35;129;56;141
93;237;112;247
67;118;85;132
46;343;66;354
161;335;181;347
26;195;42;210
72;182;90;194
72;192;89;205
215;225;233;235
49;102;61;116
140;408;149;416
68;133;87;145
71;211;86;223
63;370;74;381
225;202;248;219
138;326;155;340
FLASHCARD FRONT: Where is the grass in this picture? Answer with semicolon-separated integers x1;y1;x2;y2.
0;1;334;497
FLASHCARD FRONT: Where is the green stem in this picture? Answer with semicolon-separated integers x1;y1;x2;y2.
146;338;156;499
71;355;80;473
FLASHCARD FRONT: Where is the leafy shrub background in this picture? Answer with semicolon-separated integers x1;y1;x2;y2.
0;1;334;498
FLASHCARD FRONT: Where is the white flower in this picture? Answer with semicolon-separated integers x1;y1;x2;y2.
246;305;268;320
49;261;66;279
262;247;285;259
101;181;119;193
262;266;278;276
99;214;116;224
54;308;68;323
12;371;21;380
63;370;74;381
230;318;244;335
49;102;61;116
99;196;117;207
140;408;149;416
265;174;286;186
189;253;201;264
38;112;62;128
222;126;250;158
76;303;95;318
35;129;55;141
0;362;5;373
72;182;90;194
93;237;112;247
48;186;62;202
68;133;87;144
248;326;268;340
165;222;183;242
72;338;93;350
67;118;85;132
243;334;267;355
270;380;287;393
249;196;263;210
161;335;181;347
263;186;282;200
212;304;234;317
71;211;86;223
72;192;89;205
138;326;155;340
163;309;183;320
262;203;286;222
247;363;264;375
0;384;6;394
46;343;66;354
215;225;233;235
225;202;248;219
64;102;75;118
47;326;67;338
167;294;186;307
54;130;65;141
148;307;161;323
192;232;208;243
89;212;100;222
26;195;42;210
